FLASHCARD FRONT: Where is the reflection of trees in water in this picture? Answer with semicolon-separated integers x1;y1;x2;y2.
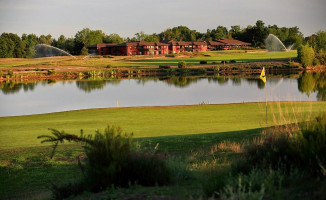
164;76;200;88
208;77;229;85
0;81;37;94
75;80;121;93
135;77;159;85
246;79;266;89
231;77;241;86
298;72;326;101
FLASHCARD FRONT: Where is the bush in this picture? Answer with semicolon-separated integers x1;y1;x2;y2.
7;70;14;77
47;69;55;75
196;68;207;74
83;126;133;191
230;60;236;63
121;153;171;186
200;60;208;64
51;181;86;199
221;60;228;64
315;51;326;65
178;61;186;69
38;125;171;197
297;44;315;68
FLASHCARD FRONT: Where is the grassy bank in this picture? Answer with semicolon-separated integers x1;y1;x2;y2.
1;102;324;149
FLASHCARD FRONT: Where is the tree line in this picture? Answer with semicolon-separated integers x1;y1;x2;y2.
0;20;325;58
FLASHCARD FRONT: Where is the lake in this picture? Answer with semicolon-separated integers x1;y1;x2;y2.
0;72;324;117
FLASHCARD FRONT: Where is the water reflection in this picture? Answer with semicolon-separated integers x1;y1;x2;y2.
0;73;324;117
0;81;37;94
1;73;325;96
76;80;121;93
298;72;326;101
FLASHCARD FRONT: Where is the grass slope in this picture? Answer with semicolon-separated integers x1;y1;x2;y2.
0;102;324;149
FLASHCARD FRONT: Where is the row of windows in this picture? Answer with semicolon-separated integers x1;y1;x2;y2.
128;45;207;49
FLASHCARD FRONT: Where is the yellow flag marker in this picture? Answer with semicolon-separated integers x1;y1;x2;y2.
117;100;119;108
260;67;266;84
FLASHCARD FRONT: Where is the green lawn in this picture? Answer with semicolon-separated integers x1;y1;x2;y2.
0;102;325;199
128;51;297;66
0;102;324;149
0;50;297;68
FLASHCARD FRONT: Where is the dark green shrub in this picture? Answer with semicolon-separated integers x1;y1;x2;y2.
230;60;236;63
200;60;207;64
47;69;55;75
178;61;186;69
221;60;228;64
82;126;133;191
7;70;14;76
315;51;326;65
105;64;113;68
196;68;207;74
212;61;218;64
202;167;230;197
313;58;320;66
51;181;86;199
121;153;171;186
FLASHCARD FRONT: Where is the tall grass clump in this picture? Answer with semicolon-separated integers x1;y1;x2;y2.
38;125;171;198
236;114;326;177
203;106;326;199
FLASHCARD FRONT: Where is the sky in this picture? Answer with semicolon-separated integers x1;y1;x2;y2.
0;0;325;39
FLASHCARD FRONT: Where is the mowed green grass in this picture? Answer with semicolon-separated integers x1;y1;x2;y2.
0;102;324;149
128;50;297;66
0;50;296;68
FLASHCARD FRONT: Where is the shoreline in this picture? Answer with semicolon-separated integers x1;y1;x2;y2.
0;60;315;82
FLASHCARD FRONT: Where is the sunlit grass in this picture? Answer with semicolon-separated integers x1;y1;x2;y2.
0;50;297;68
0;102;324;149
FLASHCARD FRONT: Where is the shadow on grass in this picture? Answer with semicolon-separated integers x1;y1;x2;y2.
0;128;262;199
136;128;263;155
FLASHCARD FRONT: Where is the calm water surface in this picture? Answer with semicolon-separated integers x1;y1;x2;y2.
0;74;324;117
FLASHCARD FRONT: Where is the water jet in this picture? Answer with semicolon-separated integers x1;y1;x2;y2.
265;34;294;52
35;44;76;58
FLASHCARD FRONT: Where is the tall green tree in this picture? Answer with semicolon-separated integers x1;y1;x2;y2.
0;33;24;58
22;33;38;58
57;35;66;50
0;36;14;58
251;20;269;48
211;26;228;40
104;33;124;44
38;34;52;45
74;28;106;55
316;31;326;51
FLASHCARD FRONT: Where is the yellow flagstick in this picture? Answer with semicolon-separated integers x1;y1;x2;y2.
260;67;267;125
117;100;119;108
